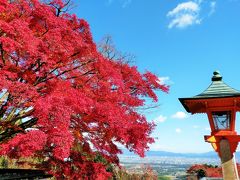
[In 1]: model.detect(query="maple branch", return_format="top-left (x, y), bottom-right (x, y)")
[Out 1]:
top-left (0, 43), bottom-right (5, 65)
top-left (34, 59), bottom-right (95, 85)
top-left (0, 93), bottom-right (9, 119)
top-left (98, 35), bottom-right (135, 63)
top-left (42, 19), bottom-right (49, 36)
top-left (46, 0), bottom-right (73, 16)
top-left (60, 0), bottom-right (75, 14)
top-left (65, 69), bottom-right (96, 84)
top-left (3, 109), bottom-right (34, 130)
top-left (81, 69), bottom-right (95, 76)
top-left (0, 117), bottom-right (38, 143)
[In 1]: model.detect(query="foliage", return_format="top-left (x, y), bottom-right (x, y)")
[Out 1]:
top-left (112, 166), bottom-right (158, 180)
top-left (196, 169), bottom-right (206, 178)
top-left (0, 0), bottom-right (168, 179)
top-left (187, 164), bottom-right (222, 178)
top-left (188, 163), bottom-right (240, 178)
top-left (0, 155), bottom-right (43, 169)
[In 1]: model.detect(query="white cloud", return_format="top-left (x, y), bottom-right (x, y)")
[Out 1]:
top-left (193, 125), bottom-right (199, 129)
top-left (209, 1), bottom-right (216, 16)
top-left (153, 115), bottom-right (167, 123)
top-left (167, 1), bottom-right (200, 17)
top-left (168, 14), bottom-right (201, 29)
top-left (157, 76), bottom-right (171, 85)
top-left (171, 111), bottom-right (188, 119)
top-left (176, 128), bottom-right (182, 133)
top-left (167, 1), bottom-right (201, 29)
top-left (167, 1), bottom-right (217, 29)
top-left (210, 1), bottom-right (216, 9)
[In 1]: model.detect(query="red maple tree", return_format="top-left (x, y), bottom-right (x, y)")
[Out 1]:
top-left (187, 164), bottom-right (222, 178)
top-left (187, 163), bottom-right (240, 178)
top-left (0, 0), bottom-right (168, 179)
top-left (188, 163), bottom-right (240, 178)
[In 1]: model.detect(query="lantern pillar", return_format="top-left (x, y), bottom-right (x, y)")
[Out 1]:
top-left (220, 139), bottom-right (239, 180)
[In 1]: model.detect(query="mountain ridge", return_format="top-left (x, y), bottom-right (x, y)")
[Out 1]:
top-left (120, 149), bottom-right (234, 158)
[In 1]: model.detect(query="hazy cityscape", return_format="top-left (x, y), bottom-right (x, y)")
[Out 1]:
top-left (119, 151), bottom-right (224, 179)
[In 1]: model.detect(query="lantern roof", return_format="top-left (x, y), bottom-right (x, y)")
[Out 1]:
top-left (181, 71), bottom-right (240, 99)
top-left (179, 71), bottom-right (240, 113)
top-left (193, 71), bottom-right (240, 98)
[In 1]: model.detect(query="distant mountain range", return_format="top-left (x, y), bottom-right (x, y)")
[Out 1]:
top-left (145, 150), bottom-right (218, 158)
top-left (120, 149), bottom-right (240, 159)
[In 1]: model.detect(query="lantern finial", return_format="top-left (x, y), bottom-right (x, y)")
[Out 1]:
top-left (212, 70), bottom-right (222, 81)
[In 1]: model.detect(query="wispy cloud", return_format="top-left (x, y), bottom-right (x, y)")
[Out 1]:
top-left (157, 76), bottom-right (173, 85)
top-left (168, 1), bottom-right (200, 17)
top-left (153, 115), bottom-right (167, 123)
top-left (167, 0), bottom-right (217, 29)
top-left (167, 1), bottom-right (201, 29)
top-left (122, 0), bottom-right (132, 8)
top-left (107, 0), bottom-right (132, 8)
top-left (171, 111), bottom-right (188, 119)
top-left (176, 128), bottom-right (182, 133)
top-left (209, 1), bottom-right (216, 16)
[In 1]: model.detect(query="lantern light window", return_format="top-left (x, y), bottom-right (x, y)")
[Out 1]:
top-left (212, 111), bottom-right (231, 130)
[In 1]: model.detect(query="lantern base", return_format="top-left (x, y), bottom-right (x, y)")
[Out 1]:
top-left (220, 139), bottom-right (239, 180)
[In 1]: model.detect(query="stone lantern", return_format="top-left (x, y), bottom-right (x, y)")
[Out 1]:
top-left (179, 71), bottom-right (240, 180)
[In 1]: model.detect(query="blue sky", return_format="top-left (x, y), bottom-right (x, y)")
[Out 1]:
top-left (72, 0), bottom-right (240, 153)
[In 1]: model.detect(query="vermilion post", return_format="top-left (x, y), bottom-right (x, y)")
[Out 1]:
top-left (179, 71), bottom-right (240, 179)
